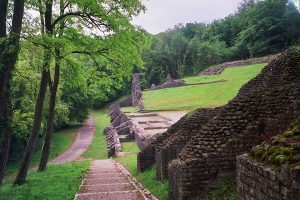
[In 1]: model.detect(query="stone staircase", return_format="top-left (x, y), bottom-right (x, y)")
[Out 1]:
top-left (74, 160), bottom-right (157, 200)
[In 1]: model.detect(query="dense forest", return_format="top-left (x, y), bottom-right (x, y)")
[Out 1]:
top-left (143, 0), bottom-right (300, 86)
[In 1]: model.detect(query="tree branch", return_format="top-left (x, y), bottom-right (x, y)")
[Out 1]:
top-left (51, 11), bottom-right (84, 29)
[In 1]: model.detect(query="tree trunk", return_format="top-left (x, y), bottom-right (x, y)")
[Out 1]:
top-left (38, 49), bottom-right (60, 172)
top-left (14, 0), bottom-right (53, 185)
top-left (0, 87), bottom-right (12, 186)
top-left (13, 67), bottom-right (49, 185)
top-left (0, 0), bottom-right (25, 186)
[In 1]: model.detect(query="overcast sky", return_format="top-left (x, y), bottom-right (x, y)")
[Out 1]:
top-left (132, 0), bottom-right (245, 34)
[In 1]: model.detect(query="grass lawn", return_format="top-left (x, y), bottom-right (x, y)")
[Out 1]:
top-left (143, 64), bottom-right (266, 111)
top-left (115, 142), bottom-right (168, 200)
top-left (5, 126), bottom-right (78, 175)
top-left (82, 108), bottom-right (109, 159)
top-left (0, 161), bottom-right (90, 200)
top-left (120, 106), bottom-right (139, 113)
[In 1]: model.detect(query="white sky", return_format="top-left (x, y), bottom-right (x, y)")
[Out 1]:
top-left (132, 0), bottom-right (246, 34)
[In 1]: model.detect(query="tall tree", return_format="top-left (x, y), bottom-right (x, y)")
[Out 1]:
top-left (14, 0), bottom-right (53, 185)
top-left (0, 0), bottom-right (25, 186)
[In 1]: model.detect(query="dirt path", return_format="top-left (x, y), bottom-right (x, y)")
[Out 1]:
top-left (51, 115), bottom-right (96, 164)
top-left (74, 160), bottom-right (157, 200)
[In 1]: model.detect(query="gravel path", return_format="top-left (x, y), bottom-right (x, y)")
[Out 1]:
top-left (51, 115), bottom-right (96, 164)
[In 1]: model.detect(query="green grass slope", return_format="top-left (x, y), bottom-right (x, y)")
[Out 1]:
top-left (0, 161), bottom-right (89, 200)
top-left (142, 63), bottom-right (266, 111)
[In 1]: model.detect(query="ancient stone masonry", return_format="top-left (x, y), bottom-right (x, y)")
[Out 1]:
top-left (201, 54), bottom-right (278, 75)
top-left (132, 73), bottom-right (142, 107)
top-left (137, 108), bottom-right (220, 174)
top-left (104, 103), bottom-right (134, 157)
top-left (166, 50), bottom-right (300, 199)
top-left (151, 74), bottom-right (185, 90)
top-left (237, 154), bottom-right (300, 200)
top-left (137, 113), bottom-right (189, 172)
top-left (155, 108), bottom-right (221, 180)
top-left (236, 120), bottom-right (300, 200)
top-left (104, 125), bottom-right (121, 158)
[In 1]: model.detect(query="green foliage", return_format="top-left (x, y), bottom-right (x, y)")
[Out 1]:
top-left (143, 0), bottom-right (300, 86)
top-left (199, 178), bottom-right (236, 200)
top-left (6, 126), bottom-right (78, 174)
top-left (0, 161), bottom-right (90, 200)
top-left (2, 0), bottom-right (150, 168)
top-left (143, 63), bottom-right (265, 111)
top-left (250, 120), bottom-right (300, 167)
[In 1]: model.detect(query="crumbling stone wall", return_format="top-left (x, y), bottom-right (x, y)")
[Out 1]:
top-left (104, 125), bottom-right (121, 157)
top-left (132, 73), bottom-right (142, 107)
top-left (151, 74), bottom-right (185, 90)
top-left (155, 108), bottom-right (220, 180)
top-left (237, 154), bottom-right (300, 200)
top-left (137, 113), bottom-right (189, 172)
top-left (104, 103), bottom-right (135, 157)
top-left (165, 50), bottom-right (300, 199)
top-left (137, 108), bottom-right (220, 174)
top-left (201, 54), bottom-right (278, 75)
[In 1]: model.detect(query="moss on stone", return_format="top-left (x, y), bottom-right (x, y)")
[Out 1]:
top-left (250, 120), bottom-right (300, 168)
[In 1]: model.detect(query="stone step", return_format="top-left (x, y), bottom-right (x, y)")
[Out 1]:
top-left (80, 183), bottom-right (136, 193)
top-left (75, 191), bottom-right (144, 200)
top-left (82, 177), bottom-right (129, 185)
top-left (75, 160), bottom-right (157, 200)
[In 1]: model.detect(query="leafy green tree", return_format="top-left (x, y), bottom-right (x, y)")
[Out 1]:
top-left (0, 0), bottom-right (25, 186)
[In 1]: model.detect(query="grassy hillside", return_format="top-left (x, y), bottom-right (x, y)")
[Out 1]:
top-left (142, 64), bottom-right (266, 111)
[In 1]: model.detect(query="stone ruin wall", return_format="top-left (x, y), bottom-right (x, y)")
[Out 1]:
top-left (167, 50), bottom-right (300, 199)
top-left (155, 108), bottom-right (221, 180)
top-left (236, 154), bottom-right (300, 200)
top-left (201, 54), bottom-right (278, 76)
top-left (132, 73), bottom-right (143, 107)
top-left (151, 74), bottom-right (185, 90)
top-left (104, 73), bottom-right (144, 157)
top-left (137, 114), bottom-right (189, 172)
top-left (104, 103), bottom-right (135, 157)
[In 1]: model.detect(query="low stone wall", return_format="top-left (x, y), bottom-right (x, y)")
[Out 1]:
top-left (104, 103), bottom-right (135, 157)
top-left (104, 125), bottom-right (121, 158)
top-left (150, 74), bottom-right (185, 90)
top-left (236, 154), bottom-right (300, 200)
top-left (201, 54), bottom-right (278, 76)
